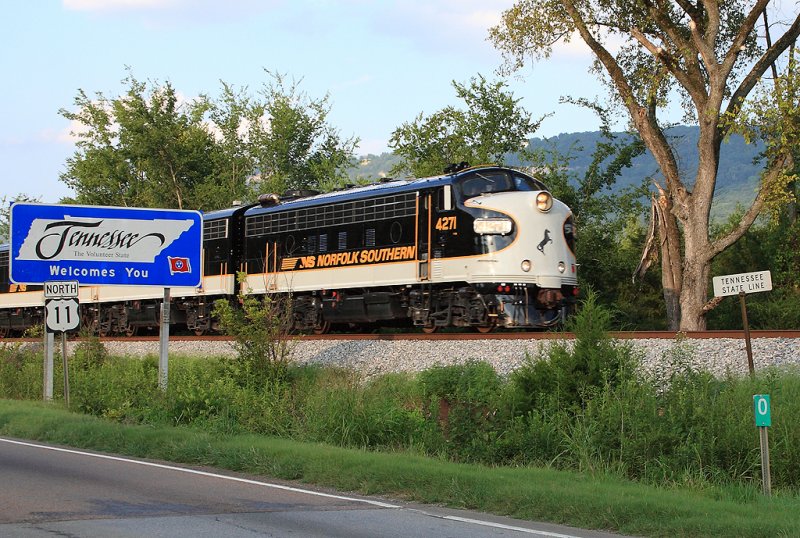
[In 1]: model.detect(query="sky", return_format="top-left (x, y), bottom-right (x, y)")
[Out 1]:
top-left (1, 0), bottom-right (611, 204)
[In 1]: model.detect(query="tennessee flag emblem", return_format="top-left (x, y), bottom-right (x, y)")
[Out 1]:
top-left (168, 256), bottom-right (191, 275)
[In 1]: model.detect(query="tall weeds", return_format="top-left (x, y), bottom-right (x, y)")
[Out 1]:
top-left (2, 294), bottom-right (798, 493)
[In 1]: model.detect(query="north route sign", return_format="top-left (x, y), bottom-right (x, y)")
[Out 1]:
top-left (712, 270), bottom-right (773, 298)
top-left (10, 203), bottom-right (202, 287)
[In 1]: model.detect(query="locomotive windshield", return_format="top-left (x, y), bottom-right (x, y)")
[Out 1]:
top-left (456, 170), bottom-right (547, 199)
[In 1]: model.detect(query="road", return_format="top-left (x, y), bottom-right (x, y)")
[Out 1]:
top-left (0, 437), bottom-right (627, 538)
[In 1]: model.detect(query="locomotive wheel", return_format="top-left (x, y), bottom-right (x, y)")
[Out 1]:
top-left (124, 325), bottom-right (138, 337)
top-left (194, 328), bottom-right (206, 336)
top-left (421, 324), bottom-right (438, 334)
top-left (312, 320), bottom-right (331, 335)
top-left (474, 320), bottom-right (497, 334)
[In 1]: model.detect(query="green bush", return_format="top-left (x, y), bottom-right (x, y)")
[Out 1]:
top-left (212, 274), bottom-right (293, 387)
top-left (0, 343), bottom-right (42, 400)
top-left (302, 370), bottom-right (427, 450)
top-left (510, 291), bottom-right (639, 416)
top-left (71, 337), bottom-right (108, 371)
top-left (417, 360), bottom-right (506, 461)
top-left (69, 355), bottom-right (160, 421)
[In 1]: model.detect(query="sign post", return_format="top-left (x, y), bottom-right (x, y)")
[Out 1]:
top-left (159, 287), bottom-right (170, 391)
top-left (712, 270), bottom-right (772, 377)
top-left (10, 203), bottom-right (202, 395)
top-left (44, 281), bottom-right (80, 405)
top-left (753, 394), bottom-right (772, 496)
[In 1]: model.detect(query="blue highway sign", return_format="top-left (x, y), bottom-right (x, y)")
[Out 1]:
top-left (10, 203), bottom-right (202, 287)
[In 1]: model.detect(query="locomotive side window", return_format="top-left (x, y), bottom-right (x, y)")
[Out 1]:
top-left (437, 185), bottom-right (453, 211)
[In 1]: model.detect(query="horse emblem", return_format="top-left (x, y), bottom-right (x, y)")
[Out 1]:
top-left (537, 229), bottom-right (552, 254)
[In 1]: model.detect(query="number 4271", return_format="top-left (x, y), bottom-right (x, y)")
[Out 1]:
top-left (435, 216), bottom-right (457, 231)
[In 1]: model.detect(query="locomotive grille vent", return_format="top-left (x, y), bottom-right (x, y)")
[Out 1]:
top-left (245, 193), bottom-right (416, 237)
top-left (203, 219), bottom-right (229, 241)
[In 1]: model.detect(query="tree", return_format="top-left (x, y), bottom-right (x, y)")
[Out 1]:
top-left (59, 71), bottom-right (358, 211)
top-left (60, 71), bottom-right (225, 211)
top-left (0, 194), bottom-right (40, 242)
top-left (490, 2), bottom-right (800, 330)
top-left (197, 82), bottom-right (261, 209)
top-left (248, 72), bottom-right (359, 194)
top-left (389, 75), bottom-right (543, 177)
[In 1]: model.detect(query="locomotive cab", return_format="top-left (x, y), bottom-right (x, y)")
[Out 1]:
top-left (413, 166), bottom-right (578, 330)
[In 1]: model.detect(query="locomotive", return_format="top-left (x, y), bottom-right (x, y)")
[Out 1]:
top-left (0, 164), bottom-right (578, 336)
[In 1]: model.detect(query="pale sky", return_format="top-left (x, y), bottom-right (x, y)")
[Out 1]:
top-left (0, 0), bottom-right (640, 203)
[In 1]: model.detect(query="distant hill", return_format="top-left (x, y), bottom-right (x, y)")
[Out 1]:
top-left (347, 125), bottom-right (766, 220)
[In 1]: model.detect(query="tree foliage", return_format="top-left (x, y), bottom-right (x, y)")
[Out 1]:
top-left (0, 193), bottom-right (40, 243)
top-left (490, 1), bottom-right (800, 330)
top-left (249, 72), bottom-right (359, 194)
top-left (532, 103), bottom-right (661, 327)
top-left (389, 75), bottom-right (542, 177)
top-left (726, 48), bottom-right (800, 223)
top-left (60, 71), bottom-right (225, 210)
top-left (59, 70), bottom-right (357, 211)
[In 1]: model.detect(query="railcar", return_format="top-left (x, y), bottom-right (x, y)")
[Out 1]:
top-left (0, 164), bottom-right (577, 337)
top-left (238, 164), bottom-right (578, 332)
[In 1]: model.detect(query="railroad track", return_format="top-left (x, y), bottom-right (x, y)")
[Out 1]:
top-left (4, 329), bottom-right (800, 343)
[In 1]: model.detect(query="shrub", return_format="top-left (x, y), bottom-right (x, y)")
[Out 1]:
top-left (212, 273), bottom-right (294, 388)
top-left (417, 360), bottom-right (505, 461)
top-left (0, 343), bottom-right (42, 399)
top-left (510, 291), bottom-right (639, 416)
top-left (71, 336), bottom-right (108, 371)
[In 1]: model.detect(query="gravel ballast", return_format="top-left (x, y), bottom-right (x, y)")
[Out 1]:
top-left (85, 335), bottom-right (800, 379)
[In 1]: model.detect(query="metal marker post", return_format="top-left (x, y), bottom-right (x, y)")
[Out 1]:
top-left (739, 291), bottom-right (755, 377)
top-left (759, 427), bottom-right (772, 496)
top-left (62, 331), bottom-right (70, 407)
top-left (43, 326), bottom-right (54, 401)
top-left (159, 287), bottom-right (170, 391)
top-left (754, 394), bottom-right (772, 496)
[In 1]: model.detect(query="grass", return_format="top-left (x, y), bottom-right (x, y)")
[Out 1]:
top-left (1, 399), bottom-right (798, 538)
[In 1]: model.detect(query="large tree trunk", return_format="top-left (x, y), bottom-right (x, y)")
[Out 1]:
top-left (679, 259), bottom-right (711, 331)
top-left (678, 198), bottom-right (715, 331)
top-left (654, 185), bottom-right (682, 330)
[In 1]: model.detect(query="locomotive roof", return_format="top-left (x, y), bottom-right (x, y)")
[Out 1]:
top-left (202, 207), bottom-right (244, 220)
top-left (242, 165), bottom-right (510, 217)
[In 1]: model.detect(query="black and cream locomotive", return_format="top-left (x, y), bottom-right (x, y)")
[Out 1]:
top-left (0, 165), bottom-right (578, 336)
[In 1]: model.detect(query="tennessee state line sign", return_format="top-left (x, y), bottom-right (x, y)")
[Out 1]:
top-left (10, 203), bottom-right (202, 287)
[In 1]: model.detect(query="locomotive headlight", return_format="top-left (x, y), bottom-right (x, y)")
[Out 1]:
top-left (521, 259), bottom-right (532, 272)
top-left (473, 218), bottom-right (512, 235)
top-left (535, 192), bottom-right (553, 212)
top-left (558, 262), bottom-right (566, 273)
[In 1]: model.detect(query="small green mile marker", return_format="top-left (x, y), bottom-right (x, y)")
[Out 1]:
top-left (754, 394), bottom-right (771, 427)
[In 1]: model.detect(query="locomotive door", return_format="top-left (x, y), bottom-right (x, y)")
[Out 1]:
top-left (417, 192), bottom-right (432, 281)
